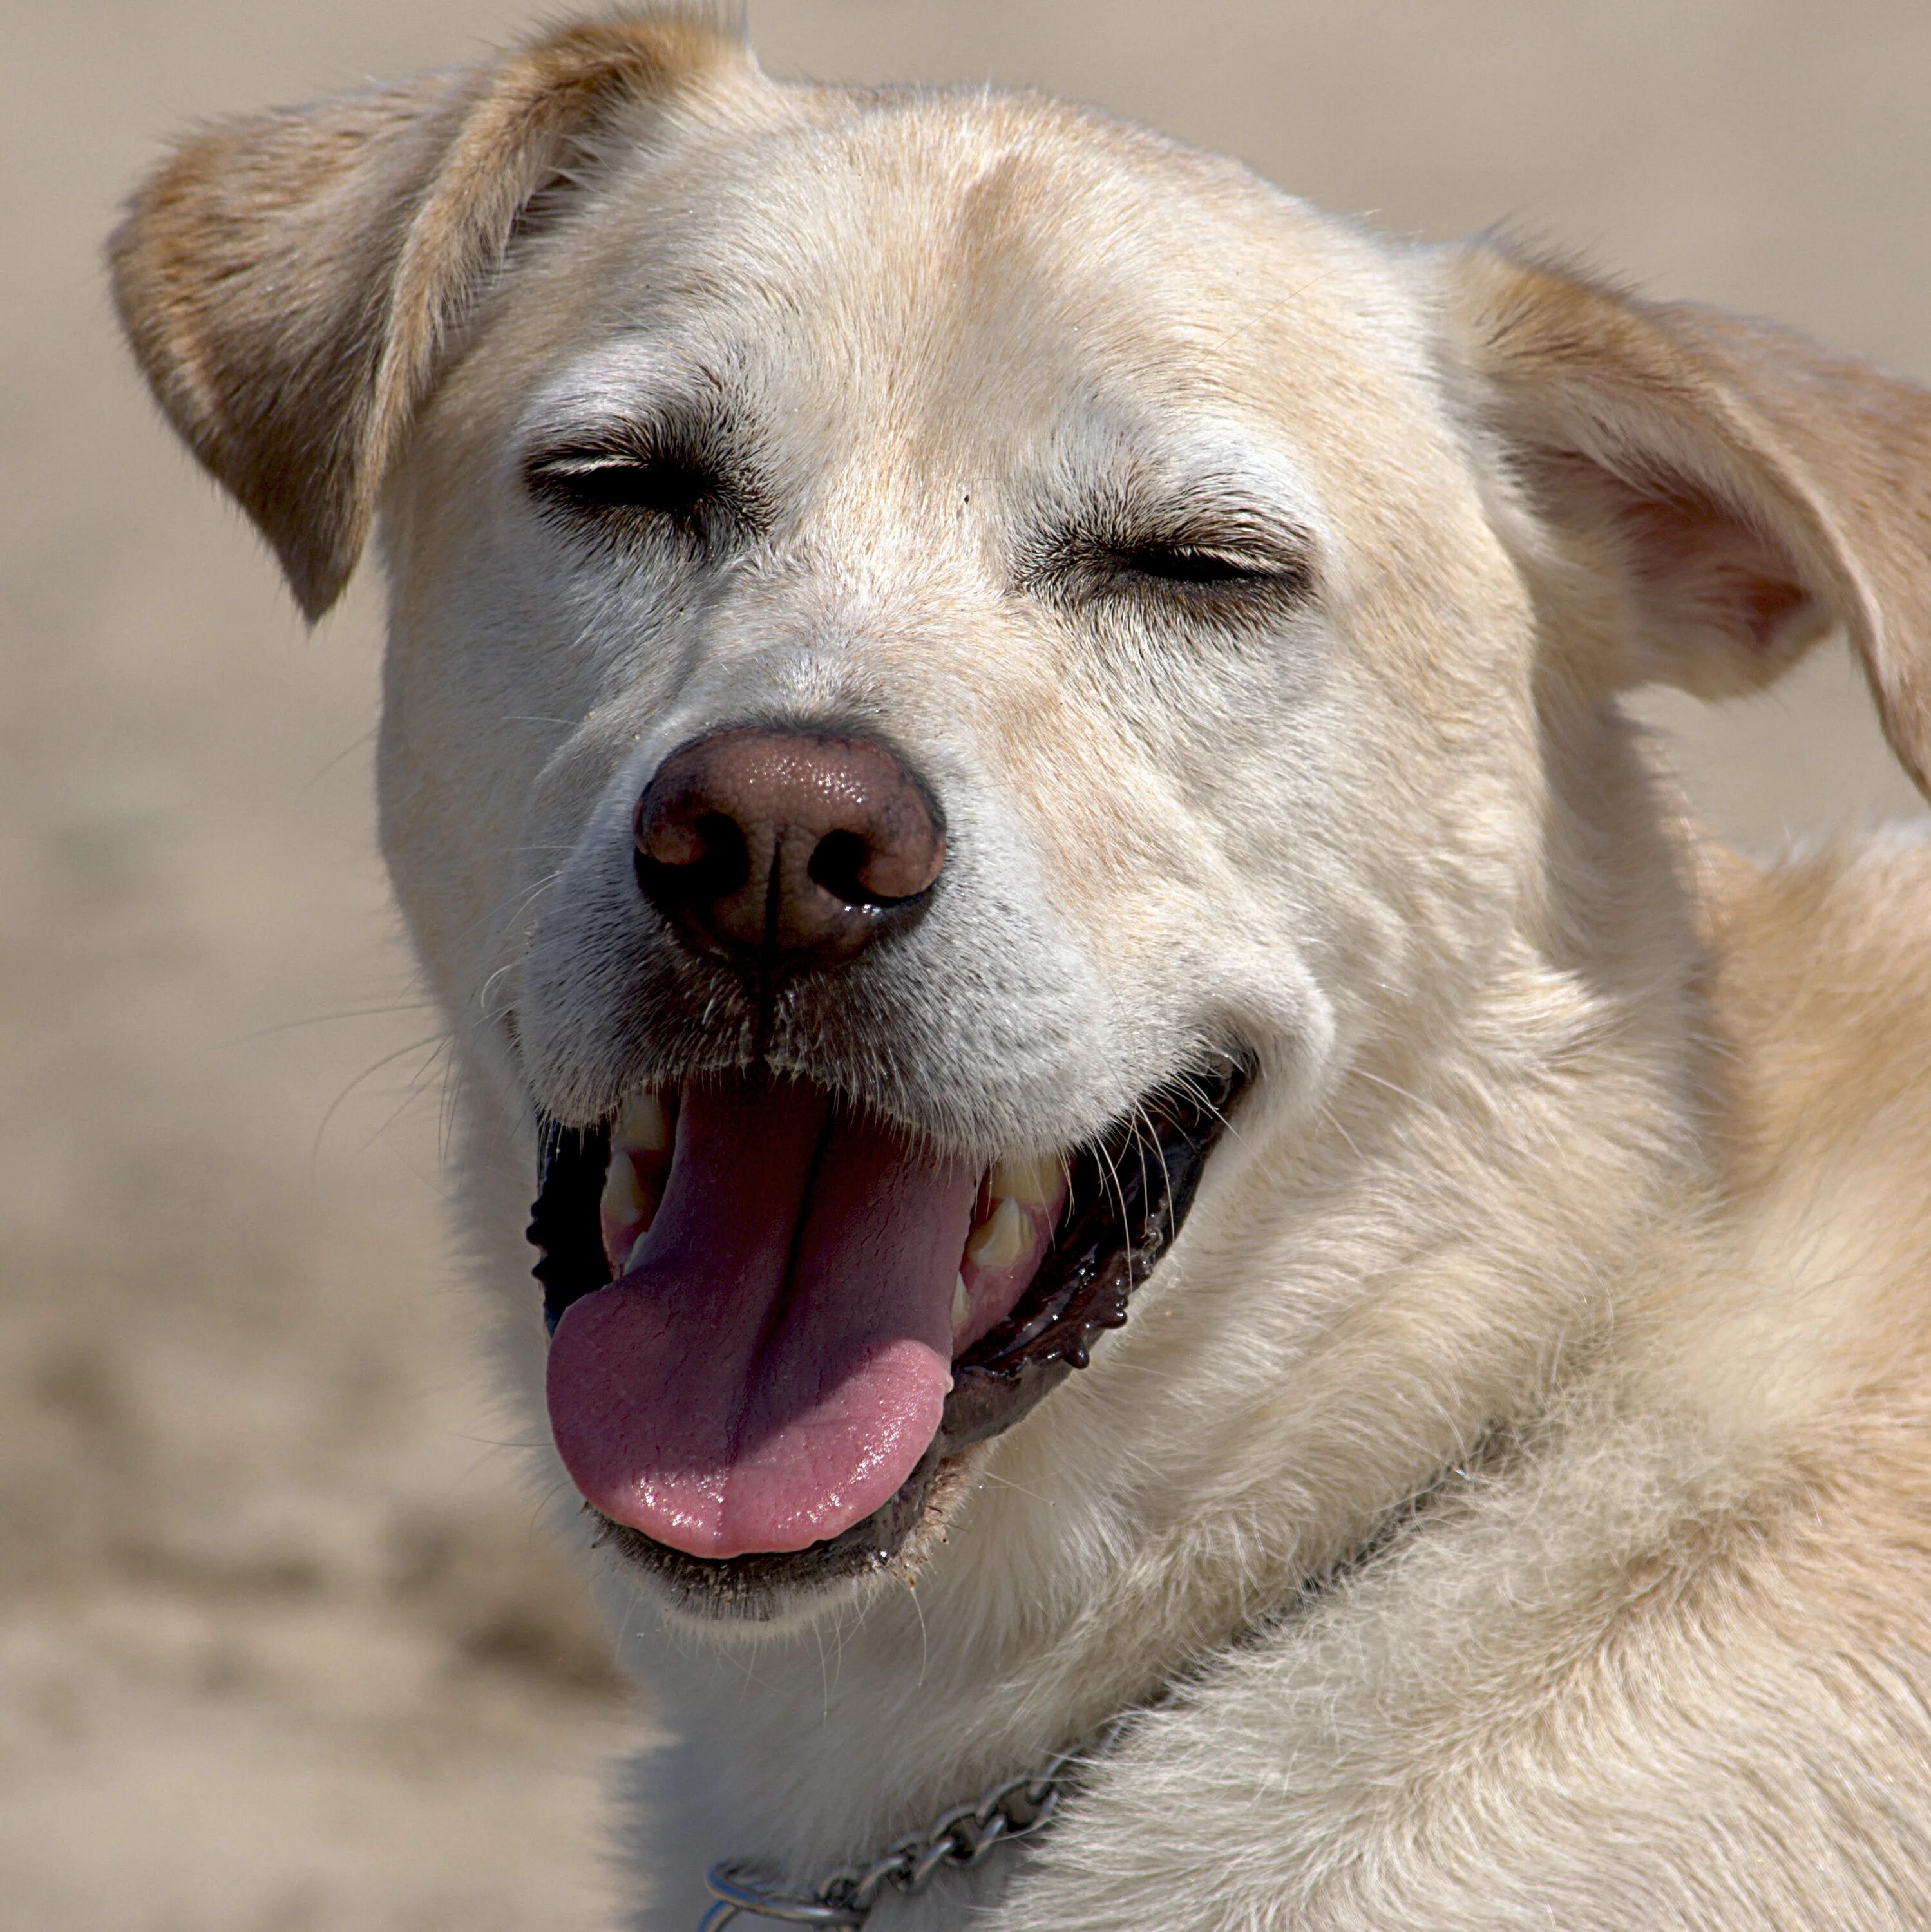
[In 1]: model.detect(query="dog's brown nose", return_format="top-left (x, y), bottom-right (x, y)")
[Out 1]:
top-left (634, 728), bottom-right (946, 969)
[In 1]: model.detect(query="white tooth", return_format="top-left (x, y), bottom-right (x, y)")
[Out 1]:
top-left (625, 1228), bottom-right (653, 1272)
top-left (600, 1150), bottom-right (648, 1221)
top-left (988, 1153), bottom-right (1058, 1206)
top-left (952, 1273), bottom-right (971, 1332)
top-left (616, 1091), bottom-right (670, 1153)
top-left (966, 1196), bottom-right (1031, 1272)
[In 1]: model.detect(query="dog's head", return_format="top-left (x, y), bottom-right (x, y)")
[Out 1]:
top-left (114, 10), bottom-right (1931, 1624)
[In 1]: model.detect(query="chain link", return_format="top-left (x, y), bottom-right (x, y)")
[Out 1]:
top-left (695, 1710), bottom-right (1143, 1929)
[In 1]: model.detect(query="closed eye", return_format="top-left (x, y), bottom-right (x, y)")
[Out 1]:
top-left (1031, 524), bottom-right (1314, 610)
top-left (1112, 542), bottom-right (1293, 588)
top-left (523, 431), bottom-right (751, 549)
top-left (535, 454), bottom-right (716, 520)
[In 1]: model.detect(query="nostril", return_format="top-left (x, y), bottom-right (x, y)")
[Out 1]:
top-left (806, 829), bottom-right (883, 909)
top-left (636, 807), bottom-right (750, 911)
top-left (640, 810), bottom-right (705, 869)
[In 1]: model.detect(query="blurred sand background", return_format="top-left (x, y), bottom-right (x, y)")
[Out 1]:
top-left (3, 3), bottom-right (1927, 1927)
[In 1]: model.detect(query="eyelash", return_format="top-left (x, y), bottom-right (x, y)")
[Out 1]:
top-left (1042, 531), bottom-right (1312, 609)
top-left (523, 442), bottom-right (742, 547)
top-left (1113, 543), bottom-right (1285, 588)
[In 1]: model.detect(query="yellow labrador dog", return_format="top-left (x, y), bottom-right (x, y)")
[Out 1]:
top-left (113, 9), bottom-right (1931, 1927)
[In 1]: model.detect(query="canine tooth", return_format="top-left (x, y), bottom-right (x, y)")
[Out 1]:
top-left (625, 1228), bottom-right (653, 1273)
top-left (952, 1273), bottom-right (971, 1331)
top-left (616, 1091), bottom-right (670, 1153)
top-left (988, 1154), bottom-right (1058, 1206)
top-left (600, 1150), bottom-right (649, 1221)
top-left (966, 1195), bottom-right (1031, 1271)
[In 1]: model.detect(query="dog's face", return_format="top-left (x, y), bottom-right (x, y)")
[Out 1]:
top-left (113, 14), bottom-right (1931, 1626)
top-left (378, 75), bottom-right (1545, 1609)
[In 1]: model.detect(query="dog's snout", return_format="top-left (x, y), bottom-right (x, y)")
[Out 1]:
top-left (633, 728), bottom-right (946, 969)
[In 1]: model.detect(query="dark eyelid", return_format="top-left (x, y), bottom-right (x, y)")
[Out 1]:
top-left (521, 415), bottom-right (757, 542)
top-left (1123, 534), bottom-right (1310, 579)
top-left (522, 416), bottom-right (712, 487)
top-left (1031, 514), bottom-right (1317, 601)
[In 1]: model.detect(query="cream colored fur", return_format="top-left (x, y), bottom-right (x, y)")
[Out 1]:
top-left (111, 10), bottom-right (1931, 1927)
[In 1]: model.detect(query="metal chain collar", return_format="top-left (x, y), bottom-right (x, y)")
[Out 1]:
top-left (694, 1709), bottom-right (1145, 1929)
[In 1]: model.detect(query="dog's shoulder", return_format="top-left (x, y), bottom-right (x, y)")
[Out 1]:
top-left (1626, 821), bottom-right (1931, 1454)
top-left (1704, 826), bottom-right (1931, 1166)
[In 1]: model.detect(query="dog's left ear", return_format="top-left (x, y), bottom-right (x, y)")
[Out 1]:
top-left (1445, 242), bottom-right (1931, 797)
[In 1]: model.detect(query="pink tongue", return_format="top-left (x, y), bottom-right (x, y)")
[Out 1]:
top-left (546, 1081), bottom-right (979, 1558)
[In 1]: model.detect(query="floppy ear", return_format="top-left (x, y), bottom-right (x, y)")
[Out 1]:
top-left (109, 12), bottom-right (745, 620)
top-left (1445, 242), bottom-right (1931, 799)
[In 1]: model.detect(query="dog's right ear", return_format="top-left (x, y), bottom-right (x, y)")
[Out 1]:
top-left (109, 13), bottom-right (747, 620)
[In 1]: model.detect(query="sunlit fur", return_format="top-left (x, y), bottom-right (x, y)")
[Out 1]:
top-left (111, 10), bottom-right (1931, 1927)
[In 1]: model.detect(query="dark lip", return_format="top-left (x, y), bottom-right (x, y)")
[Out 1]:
top-left (528, 1056), bottom-right (1250, 1618)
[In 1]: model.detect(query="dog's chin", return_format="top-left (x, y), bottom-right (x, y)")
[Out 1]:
top-left (528, 1057), bottom-right (1249, 1624)
top-left (587, 1443), bottom-right (993, 1629)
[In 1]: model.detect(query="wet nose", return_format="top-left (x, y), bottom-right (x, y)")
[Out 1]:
top-left (633, 728), bottom-right (946, 969)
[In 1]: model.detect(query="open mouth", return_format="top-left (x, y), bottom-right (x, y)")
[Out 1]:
top-left (528, 1059), bottom-right (1246, 1609)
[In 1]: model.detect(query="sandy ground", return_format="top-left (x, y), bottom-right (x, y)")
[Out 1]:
top-left (3, 3), bottom-right (1927, 1928)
